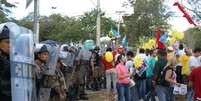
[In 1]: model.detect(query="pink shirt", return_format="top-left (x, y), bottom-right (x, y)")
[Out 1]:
top-left (116, 63), bottom-right (130, 84)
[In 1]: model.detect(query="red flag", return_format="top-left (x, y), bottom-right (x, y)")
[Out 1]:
top-left (156, 28), bottom-right (166, 49)
top-left (173, 2), bottom-right (197, 26)
top-left (156, 28), bottom-right (160, 44)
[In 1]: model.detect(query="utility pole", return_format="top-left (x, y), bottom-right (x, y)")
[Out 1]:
top-left (33, 0), bottom-right (40, 43)
top-left (115, 11), bottom-right (125, 34)
top-left (96, 0), bottom-right (101, 46)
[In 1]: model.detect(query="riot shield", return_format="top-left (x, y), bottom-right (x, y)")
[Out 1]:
top-left (8, 22), bottom-right (36, 101)
top-left (45, 44), bottom-right (60, 75)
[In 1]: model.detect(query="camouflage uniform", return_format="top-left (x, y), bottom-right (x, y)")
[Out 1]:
top-left (0, 51), bottom-right (11, 101)
top-left (49, 62), bottom-right (66, 101)
top-left (63, 50), bottom-right (75, 92)
top-left (34, 60), bottom-right (51, 101)
top-left (35, 60), bottom-right (64, 101)
top-left (90, 50), bottom-right (103, 90)
top-left (76, 48), bottom-right (92, 99)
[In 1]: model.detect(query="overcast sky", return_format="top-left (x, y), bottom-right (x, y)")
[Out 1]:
top-left (7, 0), bottom-right (194, 31)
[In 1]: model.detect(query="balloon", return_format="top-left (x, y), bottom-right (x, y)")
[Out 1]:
top-left (148, 39), bottom-right (156, 46)
top-left (84, 40), bottom-right (95, 49)
top-left (145, 43), bottom-right (152, 49)
top-left (172, 31), bottom-right (177, 38)
top-left (105, 52), bottom-right (113, 63)
top-left (169, 37), bottom-right (176, 45)
top-left (108, 31), bottom-right (114, 37)
top-left (171, 31), bottom-right (184, 40)
top-left (177, 32), bottom-right (184, 40)
top-left (134, 55), bottom-right (144, 69)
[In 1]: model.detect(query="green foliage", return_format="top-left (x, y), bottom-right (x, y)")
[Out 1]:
top-left (124, 0), bottom-right (170, 46)
top-left (17, 10), bottom-right (116, 42)
top-left (0, 0), bottom-right (15, 23)
top-left (184, 28), bottom-right (201, 49)
top-left (186, 0), bottom-right (201, 21)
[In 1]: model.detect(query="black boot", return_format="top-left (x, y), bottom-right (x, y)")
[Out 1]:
top-left (79, 95), bottom-right (89, 100)
top-left (95, 79), bottom-right (100, 91)
top-left (79, 84), bottom-right (89, 100)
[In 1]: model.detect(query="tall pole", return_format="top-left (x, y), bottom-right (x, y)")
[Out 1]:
top-left (33, 0), bottom-right (40, 43)
top-left (115, 11), bottom-right (125, 47)
top-left (117, 19), bottom-right (121, 33)
top-left (96, 0), bottom-right (101, 46)
top-left (116, 11), bottom-right (125, 34)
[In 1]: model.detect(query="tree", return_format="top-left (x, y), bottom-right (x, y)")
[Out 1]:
top-left (185, 0), bottom-right (201, 22)
top-left (79, 9), bottom-right (117, 40)
top-left (184, 27), bottom-right (201, 49)
top-left (17, 10), bottom-right (116, 42)
top-left (124, 0), bottom-right (170, 46)
top-left (0, 0), bottom-right (15, 22)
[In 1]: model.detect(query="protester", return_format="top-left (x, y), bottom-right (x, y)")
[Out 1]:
top-left (134, 48), bottom-right (147, 100)
top-left (187, 48), bottom-right (201, 101)
top-left (153, 49), bottom-right (168, 101)
top-left (188, 66), bottom-right (201, 101)
top-left (102, 47), bottom-right (116, 101)
top-left (116, 53), bottom-right (130, 101)
top-left (145, 50), bottom-right (157, 101)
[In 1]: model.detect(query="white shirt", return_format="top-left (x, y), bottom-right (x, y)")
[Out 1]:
top-left (189, 56), bottom-right (200, 72)
top-left (126, 60), bottom-right (134, 74)
top-left (138, 53), bottom-right (147, 60)
top-left (176, 49), bottom-right (185, 56)
top-left (199, 56), bottom-right (201, 66)
top-left (115, 53), bottom-right (120, 62)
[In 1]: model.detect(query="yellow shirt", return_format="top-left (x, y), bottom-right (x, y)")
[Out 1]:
top-left (179, 54), bottom-right (190, 75)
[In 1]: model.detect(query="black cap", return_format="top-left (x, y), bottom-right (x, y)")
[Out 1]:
top-left (0, 26), bottom-right (9, 40)
top-left (94, 46), bottom-right (100, 50)
top-left (38, 45), bottom-right (49, 54)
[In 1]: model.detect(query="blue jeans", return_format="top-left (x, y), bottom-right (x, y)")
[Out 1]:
top-left (155, 85), bottom-right (167, 101)
top-left (106, 69), bottom-right (116, 92)
top-left (155, 85), bottom-right (175, 101)
top-left (187, 88), bottom-right (194, 101)
top-left (138, 79), bottom-right (146, 100)
top-left (116, 83), bottom-right (130, 101)
top-left (130, 85), bottom-right (139, 101)
top-left (146, 77), bottom-right (152, 93)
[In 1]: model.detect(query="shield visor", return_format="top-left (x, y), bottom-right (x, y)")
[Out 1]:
top-left (45, 45), bottom-right (59, 75)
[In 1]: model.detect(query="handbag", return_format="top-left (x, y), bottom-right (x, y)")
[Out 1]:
top-left (173, 84), bottom-right (187, 95)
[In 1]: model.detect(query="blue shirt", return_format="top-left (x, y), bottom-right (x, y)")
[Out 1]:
top-left (146, 57), bottom-right (157, 78)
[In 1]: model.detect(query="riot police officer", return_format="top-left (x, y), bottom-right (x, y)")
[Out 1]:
top-left (76, 40), bottom-right (94, 100)
top-left (35, 44), bottom-right (66, 101)
top-left (0, 24), bottom-right (11, 101)
top-left (90, 46), bottom-right (102, 91)
top-left (34, 44), bottom-right (50, 101)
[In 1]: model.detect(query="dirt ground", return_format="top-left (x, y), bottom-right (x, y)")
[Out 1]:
top-left (80, 90), bottom-right (107, 101)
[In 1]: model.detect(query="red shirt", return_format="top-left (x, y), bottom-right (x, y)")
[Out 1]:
top-left (102, 57), bottom-right (113, 70)
top-left (112, 51), bottom-right (117, 59)
top-left (189, 67), bottom-right (201, 100)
